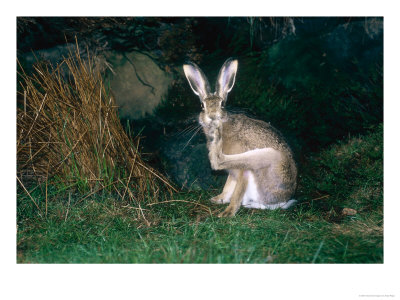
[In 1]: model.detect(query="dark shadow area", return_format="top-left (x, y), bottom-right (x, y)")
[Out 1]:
top-left (17, 16), bottom-right (383, 197)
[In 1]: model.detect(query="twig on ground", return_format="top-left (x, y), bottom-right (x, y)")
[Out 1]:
top-left (64, 192), bottom-right (72, 222)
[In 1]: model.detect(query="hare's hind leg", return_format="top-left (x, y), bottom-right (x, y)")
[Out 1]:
top-left (210, 174), bottom-right (236, 204)
top-left (218, 170), bottom-right (247, 217)
top-left (246, 167), bottom-right (297, 210)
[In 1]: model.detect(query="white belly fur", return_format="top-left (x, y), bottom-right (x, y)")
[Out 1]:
top-left (241, 170), bottom-right (260, 207)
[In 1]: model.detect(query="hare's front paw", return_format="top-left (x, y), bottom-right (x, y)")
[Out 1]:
top-left (210, 194), bottom-right (229, 204)
top-left (209, 151), bottom-right (223, 170)
top-left (209, 147), bottom-right (225, 170)
top-left (210, 159), bottom-right (220, 170)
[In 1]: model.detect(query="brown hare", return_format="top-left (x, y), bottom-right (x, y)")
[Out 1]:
top-left (183, 58), bottom-right (297, 217)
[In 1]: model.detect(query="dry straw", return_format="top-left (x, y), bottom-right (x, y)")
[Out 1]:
top-left (17, 43), bottom-right (176, 207)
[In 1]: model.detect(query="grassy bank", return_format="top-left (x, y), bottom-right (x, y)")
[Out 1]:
top-left (17, 125), bottom-right (383, 263)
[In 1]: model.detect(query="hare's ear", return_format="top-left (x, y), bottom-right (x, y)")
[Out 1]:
top-left (183, 62), bottom-right (211, 100)
top-left (216, 58), bottom-right (238, 100)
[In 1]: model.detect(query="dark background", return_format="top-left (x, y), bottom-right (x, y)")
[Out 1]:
top-left (17, 17), bottom-right (383, 189)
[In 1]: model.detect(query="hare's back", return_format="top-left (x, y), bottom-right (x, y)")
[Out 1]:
top-left (222, 114), bottom-right (292, 154)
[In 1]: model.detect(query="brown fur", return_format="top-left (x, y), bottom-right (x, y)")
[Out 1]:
top-left (183, 59), bottom-right (297, 217)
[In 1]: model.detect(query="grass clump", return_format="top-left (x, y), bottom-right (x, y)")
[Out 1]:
top-left (17, 42), bottom-right (175, 216)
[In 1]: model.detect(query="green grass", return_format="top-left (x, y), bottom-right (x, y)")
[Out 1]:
top-left (17, 125), bottom-right (383, 263)
top-left (16, 196), bottom-right (383, 263)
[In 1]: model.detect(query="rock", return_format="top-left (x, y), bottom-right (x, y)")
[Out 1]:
top-left (19, 46), bottom-right (174, 120)
top-left (160, 132), bottom-right (225, 190)
top-left (104, 51), bottom-right (173, 119)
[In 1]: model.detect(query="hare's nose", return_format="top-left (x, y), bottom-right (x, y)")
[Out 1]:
top-left (209, 113), bottom-right (218, 120)
top-left (212, 111), bottom-right (221, 119)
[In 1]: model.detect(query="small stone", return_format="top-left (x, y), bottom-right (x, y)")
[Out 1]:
top-left (342, 208), bottom-right (357, 216)
top-left (266, 255), bottom-right (274, 263)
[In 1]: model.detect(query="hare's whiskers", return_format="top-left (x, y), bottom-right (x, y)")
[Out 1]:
top-left (179, 124), bottom-right (198, 136)
top-left (182, 126), bottom-right (202, 150)
top-left (182, 124), bottom-right (202, 137)
top-left (173, 122), bottom-right (200, 137)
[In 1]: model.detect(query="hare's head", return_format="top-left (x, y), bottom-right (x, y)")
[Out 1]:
top-left (183, 58), bottom-right (238, 127)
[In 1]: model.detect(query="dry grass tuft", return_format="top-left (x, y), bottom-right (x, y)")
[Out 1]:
top-left (17, 43), bottom-right (176, 207)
